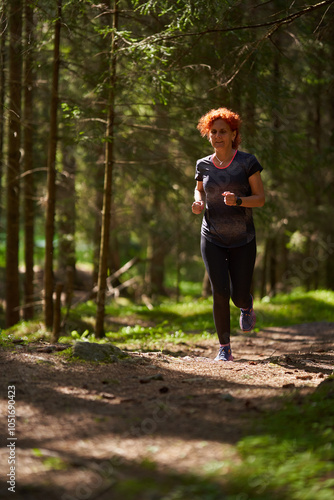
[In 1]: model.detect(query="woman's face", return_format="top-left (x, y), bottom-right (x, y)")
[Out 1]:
top-left (209, 118), bottom-right (236, 150)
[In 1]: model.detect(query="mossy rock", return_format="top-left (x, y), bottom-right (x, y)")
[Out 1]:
top-left (72, 342), bottom-right (124, 363)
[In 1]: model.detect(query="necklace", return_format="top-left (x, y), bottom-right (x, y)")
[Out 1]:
top-left (215, 154), bottom-right (226, 165)
top-left (213, 150), bottom-right (237, 168)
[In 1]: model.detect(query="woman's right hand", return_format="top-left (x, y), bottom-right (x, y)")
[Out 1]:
top-left (192, 200), bottom-right (204, 214)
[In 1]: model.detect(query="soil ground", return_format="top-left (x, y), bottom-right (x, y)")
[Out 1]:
top-left (0, 321), bottom-right (333, 500)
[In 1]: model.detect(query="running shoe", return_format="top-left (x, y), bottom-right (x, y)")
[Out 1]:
top-left (239, 296), bottom-right (256, 331)
top-left (214, 345), bottom-right (234, 361)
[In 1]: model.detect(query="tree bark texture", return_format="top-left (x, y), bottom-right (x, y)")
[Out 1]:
top-left (58, 145), bottom-right (76, 278)
top-left (146, 189), bottom-right (166, 297)
top-left (23, 0), bottom-right (35, 320)
top-left (5, 0), bottom-right (22, 327)
top-left (95, 0), bottom-right (118, 337)
top-left (57, 144), bottom-right (76, 309)
top-left (0, 0), bottom-right (7, 227)
top-left (44, 0), bottom-right (62, 328)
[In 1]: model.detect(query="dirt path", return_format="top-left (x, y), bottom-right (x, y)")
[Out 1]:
top-left (0, 322), bottom-right (333, 499)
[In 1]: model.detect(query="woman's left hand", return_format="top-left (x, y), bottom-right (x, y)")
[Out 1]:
top-left (223, 173), bottom-right (265, 208)
top-left (222, 191), bottom-right (237, 206)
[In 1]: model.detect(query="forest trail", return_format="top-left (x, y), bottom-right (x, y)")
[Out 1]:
top-left (0, 322), bottom-right (333, 499)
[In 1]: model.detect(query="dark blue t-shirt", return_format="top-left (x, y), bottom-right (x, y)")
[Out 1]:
top-left (195, 151), bottom-right (263, 248)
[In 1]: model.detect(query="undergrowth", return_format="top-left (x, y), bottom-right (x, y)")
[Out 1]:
top-left (1, 289), bottom-right (334, 351)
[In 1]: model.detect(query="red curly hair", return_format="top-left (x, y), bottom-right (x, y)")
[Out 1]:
top-left (197, 107), bottom-right (242, 149)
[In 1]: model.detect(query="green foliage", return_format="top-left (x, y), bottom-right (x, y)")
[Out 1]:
top-left (229, 382), bottom-right (334, 499)
top-left (2, 289), bottom-right (334, 347)
top-left (256, 289), bottom-right (334, 326)
top-left (1, 321), bottom-right (50, 343)
top-left (32, 448), bottom-right (68, 471)
top-left (114, 474), bottom-right (226, 499)
top-left (36, 288), bottom-right (334, 349)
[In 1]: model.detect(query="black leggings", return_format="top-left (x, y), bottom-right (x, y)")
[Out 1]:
top-left (201, 235), bottom-right (256, 345)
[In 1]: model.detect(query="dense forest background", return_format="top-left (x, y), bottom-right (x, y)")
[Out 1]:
top-left (1, 0), bottom-right (334, 332)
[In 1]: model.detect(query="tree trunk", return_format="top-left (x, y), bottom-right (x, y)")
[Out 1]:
top-left (279, 232), bottom-right (288, 293)
top-left (5, 0), bottom-right (22, 327)
top-left (44, 0), bottom-right (62, 328)
top-left (260, 237), bottom-right (269, 298)
top-left (108, 200), bottom-right (122, 288)
top-left (269, 236), bottom-right (277, 296)
top-left (93, 152), bottom-right (104, 287)
top-left (267, 36), bottom-right (282, 298)
top-left (145, 104), bottom-right (169, 297)
top-left (327, 27), bottom-right (334, 290)
top-left (95, 0), bottom-right (118, 338)
top-left (57, 143), bottom-right (76, 309)
top-left (52, 282), bottom-right (63, 343)
top-left (58, 145), bottom-right (76, 283)
top-left (0, 0), bottom-right (7, 227)
top-left (146, 190), bottom-right (166, 297)
top-left (23, 0), bottom-right (35, 320)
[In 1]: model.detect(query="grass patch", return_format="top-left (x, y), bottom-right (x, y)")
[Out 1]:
top-left (255, 289), bottom-right (334, 327)
top-left (61, 289), bottom-right (334, 349)
top-left (32, 448), bottom-right (68, 471)
top-left (0, 322), bottom-right (50, 345)
top-left (3, 289), bottom-right (333, 351)
top-left (226, 378), bottom-right (334, 499)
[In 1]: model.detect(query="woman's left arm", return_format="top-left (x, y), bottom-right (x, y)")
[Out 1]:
top-left (223, 171), bottom-right (265, 207)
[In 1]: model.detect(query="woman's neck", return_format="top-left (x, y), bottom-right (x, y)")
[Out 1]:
top-left (214, 148), bottom-right (235, 164)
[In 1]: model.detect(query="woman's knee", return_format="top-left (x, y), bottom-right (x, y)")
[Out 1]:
top-left (232, 292), bottom-right (251, 309)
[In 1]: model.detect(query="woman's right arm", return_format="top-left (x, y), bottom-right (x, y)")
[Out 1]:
top-left (192, 181), bottom-right (205, 214)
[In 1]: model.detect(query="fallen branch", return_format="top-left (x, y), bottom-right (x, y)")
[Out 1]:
top-left (106, 256), bottom-right (140, 284)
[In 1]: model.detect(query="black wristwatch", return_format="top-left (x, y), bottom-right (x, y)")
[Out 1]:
top-left (236, 197), bottom-right (242, 206)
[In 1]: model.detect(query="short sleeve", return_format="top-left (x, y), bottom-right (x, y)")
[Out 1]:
top-left (247, 155), bottom-right (263, 177)
top-left (195, 160), bottom-right (203, 181)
